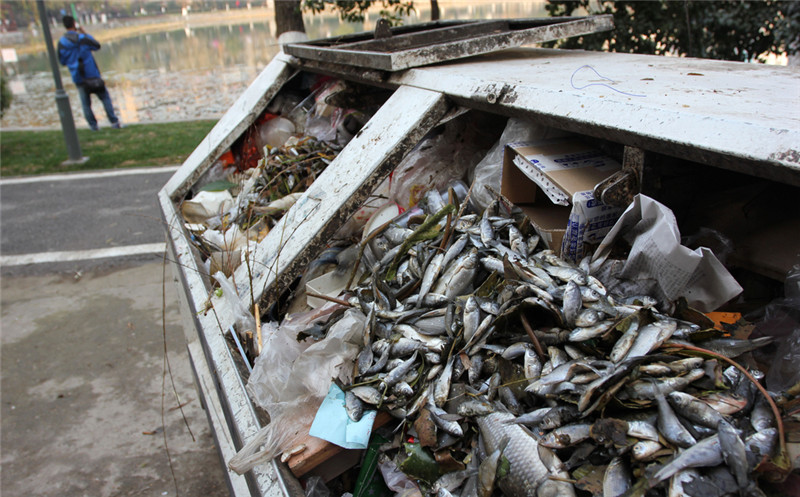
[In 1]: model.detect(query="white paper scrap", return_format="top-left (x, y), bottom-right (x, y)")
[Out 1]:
top-left (592, 194), bottom-right (742, 312)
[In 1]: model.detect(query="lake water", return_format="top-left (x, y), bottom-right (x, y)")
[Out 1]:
top-left (1, 2), bottom-right (548, 129)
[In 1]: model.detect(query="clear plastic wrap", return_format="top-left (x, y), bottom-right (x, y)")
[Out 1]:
top-left (388, 116), bottom-right (497, 210)
top-left (751, 264), bottom-right (800, 392)
top-left (229, 308), bottom-right (367, 474)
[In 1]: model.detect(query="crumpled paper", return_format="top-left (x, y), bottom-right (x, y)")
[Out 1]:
top-left (592, 194), bottom-right (742, 312)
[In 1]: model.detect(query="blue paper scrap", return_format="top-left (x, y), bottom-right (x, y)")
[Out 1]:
top-left (309, 383), bottom-right (377, 450)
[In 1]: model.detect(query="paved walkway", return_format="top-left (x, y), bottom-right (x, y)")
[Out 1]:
top-left (0, 168), bottom-right (229, 496)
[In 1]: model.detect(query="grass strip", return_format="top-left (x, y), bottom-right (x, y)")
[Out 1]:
top-left (0, 120), bottom-right (216, 177)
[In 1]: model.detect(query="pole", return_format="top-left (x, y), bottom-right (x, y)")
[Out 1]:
top-left (36, 0), bottom-right (88, 165)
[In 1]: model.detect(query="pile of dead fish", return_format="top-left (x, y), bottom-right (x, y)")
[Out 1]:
top-left (310, 188), bottom-right (779, 497)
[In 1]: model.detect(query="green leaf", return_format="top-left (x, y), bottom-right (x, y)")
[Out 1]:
top-left (399, 442), bottom-right (439, 484)
top-left (199, 180), bottom-right (239, 192)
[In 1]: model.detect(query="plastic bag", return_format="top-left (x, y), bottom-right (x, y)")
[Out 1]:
top-left (470, 118), bottom-right (568, 211)
top-left (751, 264), bottom-right (800, 392)
top-left (378, 455), bottom-right (422, 497)
top-left (388, 116), bottom-right (496, 210)
top-left (304, 476), bottom-right (331, 497)
top-left (229, 308), bottom-right (367, 474)
top-left (213, 271), bottom-right (256, 335)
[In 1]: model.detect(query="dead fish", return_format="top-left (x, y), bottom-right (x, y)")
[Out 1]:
top-left (575, 308), bottom-right (601, 327)
top-left (434, 356), bottom-right (455, 407)
top-left (654, 381), bottom-right (696, 448)
top-left (626, 419), bottom-right (660, 441)
top-left (750, 397), bottom-right (774, 432)
top-left (744, 428), bottom-right (777, 471)
top-left (717, 419), bottom-right (749, 491)
top-left (603, 456), bottom-right (631, 497)
top-left (698, 392), bottom-right (748, 415)
top-left (623, 320), bottom-right (677, 361)
top-left (476, 412), bottom-right (575, 497)
top-left (429, 403), bottom-right (464, 437)
top-left (562, 281), bottom-right (582, 327)
top-left (569, 320), bottom-right (616, 342)
top-left (417, 252), bottom-right (444, 306)
top-left (505, 407), bottom-right (551, 427)
top-left (457, 398), bottom-right (494, 417)
top-left (349, 385), bottom-right (381, 405)
top-left (345, 390), bottom-right (364, 422)
top-left (478, 444), bottom-right (503, 497)
top-left (540, 423), bottom-right (592, 449)
top-left (382, 351), bottom-right (418, 387)
top-left (356, 346), bottom-right (374, 375)
top-left (623, 369), bottom-right (704, 400)
top-left (632, 440), bottom-right (664, 461)
top-left (667, 391), bottom-right (725, 429)
top-left (651, 435), bottom-right (722, 485)
top-left (499, 386), bottom-right (523, 416)
top-left (609, 315), bottom-right (640, 363)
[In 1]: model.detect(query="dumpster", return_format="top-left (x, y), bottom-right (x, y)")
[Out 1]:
top-left (158, 19), bottom-right (800, 497)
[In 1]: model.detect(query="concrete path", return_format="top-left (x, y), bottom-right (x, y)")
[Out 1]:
top-left (0, 168), bottom-right (229, 496)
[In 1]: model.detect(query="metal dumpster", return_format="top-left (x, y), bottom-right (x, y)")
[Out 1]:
top-left (159, 22), bottom-right (800, 496)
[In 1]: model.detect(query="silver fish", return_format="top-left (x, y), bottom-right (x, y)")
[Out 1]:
top-left (603, 456), bottom-right (631, 497)
top-left (609, 315), bottom-right (640, 363)
top-left (667, 391), bottom-right (725, 428)
top-left (429, 404), bottom-right (464, 437)
top-left (651, 435), bottom-right (722, 485)
top-left (626, 419), bottom-right (660, 441)
top-left (417, 252), bottom-right (444, 306)
top-left (457, 398), bottom-right (494, 417)
top-left (717, 418), bottom-right (749, 491)
top-left (540, 423), bottom-right (592, 449)
top-left (476, 412), bottom-right (575, 497)
top-left (349, 385), bottom-right (381, 405)
top-left (569, 320), bottom-right (615, 342)
top-left (562, 281), bottom-right (582, 327)
top-left (574, 308), bottom-right (602, 327)
top-left (623, 320), bottom-right (677, 361)
top-left (382, 351), bottom-right (418, 387)
top-left (632, 440), bottom-right (664, 461)
top-left (434, 355), bottom-right (455, 407)
top-left (345, 390), bottom-right (364, 422)
top-left (463, 296), bottom-right (481, 344)
top-left (654, 381), bottom-right (696, 448)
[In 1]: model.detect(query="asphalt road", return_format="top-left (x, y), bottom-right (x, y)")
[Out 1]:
top-left (1, 167), bottom-right (176, 255)
top-left (0, 166), bottom-right (230, 496)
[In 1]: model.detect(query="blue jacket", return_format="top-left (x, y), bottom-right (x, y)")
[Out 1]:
top-left (57, 31), bottom-right (102, 85)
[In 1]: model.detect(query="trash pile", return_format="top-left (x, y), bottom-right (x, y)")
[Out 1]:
top-left (178, 77), bottom-right (373, 280)
top-left (233, 185), bottom-right (792, 496)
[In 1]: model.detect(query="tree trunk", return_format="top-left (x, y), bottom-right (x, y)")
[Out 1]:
top-left (430, 0), bottom-right (440, 21)
top-left (275, 0), bottom-right (306, 36)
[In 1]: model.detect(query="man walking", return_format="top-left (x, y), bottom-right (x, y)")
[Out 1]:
top-left (57, 15), bottom-right (121, 130)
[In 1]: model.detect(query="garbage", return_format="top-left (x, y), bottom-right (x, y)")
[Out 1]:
top-left (308, 383), bottom-right (377, 450)
top-left (234, 183), bottom-right (789, 495)
top-left (592, 194), bottom-right (743, 313)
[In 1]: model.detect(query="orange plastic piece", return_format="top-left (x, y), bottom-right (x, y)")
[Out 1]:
top-left (706, 311), bottom-right (742, 330)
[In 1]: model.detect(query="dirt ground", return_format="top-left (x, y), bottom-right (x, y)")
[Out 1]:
top-left (1, 260), bottom-right (229, 496)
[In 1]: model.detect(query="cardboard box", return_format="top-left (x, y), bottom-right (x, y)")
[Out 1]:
top-left (501, 138), bottom-right (624, 260)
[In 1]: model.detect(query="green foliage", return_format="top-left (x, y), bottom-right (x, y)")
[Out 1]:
top-left (303, 0), bottom-right (415, 25)
top-left (545, 0), bottom-right (799, 62)
top-left (0, 74), bottom-right (11, 118)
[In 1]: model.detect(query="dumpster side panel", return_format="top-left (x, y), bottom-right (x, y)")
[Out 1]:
top-left (159, 189), bottom-right (287, 496)
top-left (239, 85), bottom-right (450, 304)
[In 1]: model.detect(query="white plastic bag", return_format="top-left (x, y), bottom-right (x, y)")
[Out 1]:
top-left (229, 308), bottom-right (367, 474)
